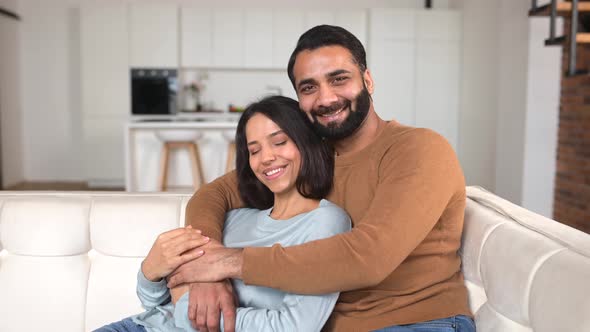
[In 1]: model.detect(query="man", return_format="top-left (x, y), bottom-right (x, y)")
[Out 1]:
top-left (168, 25), bottom-right (474, 332)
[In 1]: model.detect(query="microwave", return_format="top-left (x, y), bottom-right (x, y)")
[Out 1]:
top-left (131, 68), bottom-right (178, 115)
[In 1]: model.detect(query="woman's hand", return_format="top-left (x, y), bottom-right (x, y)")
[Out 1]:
top-left (142, 226), bottom-right (210, 282)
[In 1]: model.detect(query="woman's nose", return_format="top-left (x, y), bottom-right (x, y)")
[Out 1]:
top-left (261, 148), bottom-right (276, 164)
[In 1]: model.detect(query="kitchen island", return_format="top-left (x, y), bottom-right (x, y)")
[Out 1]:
top-left (125, 117), bottom-right (239, 192)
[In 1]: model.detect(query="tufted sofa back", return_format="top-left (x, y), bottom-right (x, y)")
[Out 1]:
top-left (0, 192), bottom-right (191, 331)
top-left (463, 187), bottom-right (590, 332)
top-left (0, 188), bottom-right (589, 331)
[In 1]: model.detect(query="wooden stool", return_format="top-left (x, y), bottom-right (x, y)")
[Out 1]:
top-left (158, 141), bottom-right (206, 191)
top-left (222, 130), bottom-right (237, 173)
top-left (225, 141), bottom-right (236, 173)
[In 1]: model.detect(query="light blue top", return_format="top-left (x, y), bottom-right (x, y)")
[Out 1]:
top-left (132, 199), bottom-right (351, 332)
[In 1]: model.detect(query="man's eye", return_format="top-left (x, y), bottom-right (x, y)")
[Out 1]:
top-left (300, 86), bottom-right (314, 93)
top-left (333, 76), bottom-right (348, 83)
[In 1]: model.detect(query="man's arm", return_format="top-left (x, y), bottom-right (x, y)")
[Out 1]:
top-left (242, 130), bottom-right (465, 294)
top-left (170, 129), bottom-right (466, 295)
top-left (185, 171), bottom-right (244, 240)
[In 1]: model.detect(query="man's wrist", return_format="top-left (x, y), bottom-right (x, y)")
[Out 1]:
top-left (224, 248), bottom-right (244, 279)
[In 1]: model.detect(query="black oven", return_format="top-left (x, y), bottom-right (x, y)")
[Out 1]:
top-left (131, 68), bottom-right (177, 115)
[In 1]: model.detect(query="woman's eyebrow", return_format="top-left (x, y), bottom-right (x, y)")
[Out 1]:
top-left (247, 130), bottom-right (285, 146)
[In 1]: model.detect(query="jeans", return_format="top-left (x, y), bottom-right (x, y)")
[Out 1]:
top-left (373, 315), bottom-right (476, 332)
top-left (93, 318), bottom-right (147, 332)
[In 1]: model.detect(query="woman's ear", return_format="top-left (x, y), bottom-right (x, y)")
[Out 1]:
top-left (363, 69), bottom-right (374, 94)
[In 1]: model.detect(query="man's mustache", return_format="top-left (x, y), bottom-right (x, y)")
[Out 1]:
top-left (312, 99), bottom-right (351, 117)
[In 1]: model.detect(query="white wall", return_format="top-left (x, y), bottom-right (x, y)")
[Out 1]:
top-left (0, 0), bottom-right (17, 11)
top-left (17, 0), bottom-right (85, 182)
top-left (494, 0), bottom-right (530, 203)
top-left (458, 0), bottom-right (561, 217)
top-left (521, 17), bottom-right (561, 217)
top-left (0, 0), bottom-right (25, 188)
top-left (457, 0), bottom-right (499, 190)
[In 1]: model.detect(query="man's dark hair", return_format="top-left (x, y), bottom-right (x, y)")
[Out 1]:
top-left (287, 25), bottom-right (367, 88)
top-left (235, 95), bottom-right (334, 210)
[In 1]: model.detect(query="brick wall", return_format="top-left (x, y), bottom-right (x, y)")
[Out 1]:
top-left (553, 19), bottom-right (590, 234)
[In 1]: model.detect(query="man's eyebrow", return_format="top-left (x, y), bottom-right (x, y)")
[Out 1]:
top-left (297, 78), bottom-right (316, 89)
top-left (247, 130), bottom-right (285, 146)
top-left (327, 69), bottom-right (351, 77)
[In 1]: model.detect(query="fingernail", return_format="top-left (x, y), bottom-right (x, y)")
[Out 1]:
top-left (204, 236), bottom-right (210, 242)
top-left (197, 250), bottom-right (204, 256)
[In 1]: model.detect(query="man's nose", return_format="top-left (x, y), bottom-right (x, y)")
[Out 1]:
top-left (316, 85), bottom-right (339, 108)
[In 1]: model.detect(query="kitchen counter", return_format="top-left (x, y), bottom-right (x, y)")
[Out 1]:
top-left (125, 118), bottom-right (239, 192)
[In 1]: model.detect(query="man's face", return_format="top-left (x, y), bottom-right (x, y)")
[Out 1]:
top-left (292, 45), bottom-right (374, 140)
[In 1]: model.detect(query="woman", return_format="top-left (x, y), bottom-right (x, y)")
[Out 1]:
top-left (96, 96), bottom-right (351, 332)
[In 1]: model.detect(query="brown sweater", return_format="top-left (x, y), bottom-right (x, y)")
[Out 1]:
top-left (186, 121), bottom-right (471, 331)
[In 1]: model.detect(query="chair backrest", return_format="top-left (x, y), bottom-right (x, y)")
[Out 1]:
top-left (463, 186), bottom-right (590, 332)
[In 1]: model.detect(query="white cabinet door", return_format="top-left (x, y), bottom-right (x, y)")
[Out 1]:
top-left (369, 9), bottom-right (462, 151)
top-left (244, 10), bottom-right (273, 68)
top-left (414, 11), bottom-right (462, 150)
top-left (369, 9), bottom-right (416, 124)
top-left (304, 11), bottom-right (335, 29)
top-left (80, 3), bottom-right (129, 183)
top-left (335, 10), bottom-right (368, 47)
top-left (272, 10), bottom-right (304, 68)
top-left (80, 3), bottom-right (129, 116)
top-left (181, 7), bottom-right (212, 67)
top-left (129, 3), bottom-right (178, 68)
top-left (212, 9), bottom-right (244, 67)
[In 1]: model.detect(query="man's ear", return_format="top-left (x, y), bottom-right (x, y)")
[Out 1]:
top-left (363, 69), bottom-right (374, 94)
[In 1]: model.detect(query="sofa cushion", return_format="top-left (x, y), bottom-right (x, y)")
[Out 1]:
top-left (89, 196), bottom-right (184, 257)
top-left (0, 196), bottom-right (91, 256)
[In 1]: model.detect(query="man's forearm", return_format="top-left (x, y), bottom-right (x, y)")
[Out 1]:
top-left (167, 247), bottom-right (245, 287)
top-left (214, 247), bottom-right (244, 280)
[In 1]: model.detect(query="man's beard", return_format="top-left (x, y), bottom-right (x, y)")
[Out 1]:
top-left (309, 87), bottom-right (371, 140)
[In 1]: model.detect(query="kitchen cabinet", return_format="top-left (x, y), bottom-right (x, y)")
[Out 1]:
top-left (129, 3), bottom-right (178, 68)
top-left (272, 10), bottom-right (305, 69)
top-left (180, 8), bottom-right (366, 70)
top-left (80, 3), bottom-right (129, 116)
top-left (212, 9), bottom-right (244, 67)
top-left (244, 10), bottom-right (274, 68)
top-left (80, 3), bottom-right (129, 185)
top-left (414, 11), bottom-right (461, 150)
top-left (369, 9), bottom-right (462, 151)
top-left (369, 9), bottom-right (416, 126)
top-left (180, 7), bottom-right (212, 67)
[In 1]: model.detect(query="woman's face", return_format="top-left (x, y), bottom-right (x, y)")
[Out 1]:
top-left (245, 113), bottom-right (302, 197)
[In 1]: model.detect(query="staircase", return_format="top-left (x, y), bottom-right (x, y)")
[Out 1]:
top-left (530, 0), bottom-right (590, 75)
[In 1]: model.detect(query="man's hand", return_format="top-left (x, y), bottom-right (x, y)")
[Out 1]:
top-left (142, 226), bottom-right (210, 281)
top-left (187, 281), bottom-right (237, 332)
top-left (167, 241), bottom-right (244, 287)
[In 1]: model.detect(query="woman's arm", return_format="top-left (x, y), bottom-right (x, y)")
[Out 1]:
top-left (136, 268), bottom-right (171, 310)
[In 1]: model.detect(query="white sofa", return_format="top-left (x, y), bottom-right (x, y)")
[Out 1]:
top-left (0, 187), bottom-right (589, 332)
